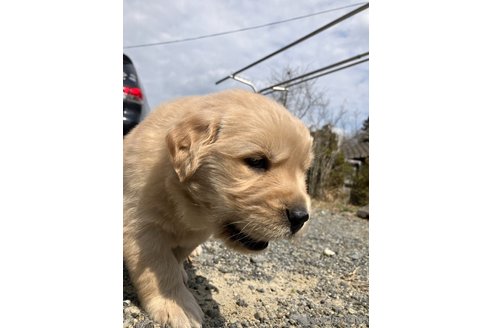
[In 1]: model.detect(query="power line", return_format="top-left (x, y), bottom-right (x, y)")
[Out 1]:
top-left (123, 2), bottom-right (368, 49)
top-left (284, 58), bottom-right (368, 87)
top-left (262, 58), bottom-right (369, 95)
top-left (258, 52), bottom-right (368, 93)
top-left (215, 2), bottom-right (369, 85)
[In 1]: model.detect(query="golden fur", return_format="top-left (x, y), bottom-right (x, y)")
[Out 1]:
top-left (124, 89), bottom-right (313, 327)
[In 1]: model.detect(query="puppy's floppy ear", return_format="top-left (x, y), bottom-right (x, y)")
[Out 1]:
top-left (166, 112), bottom-right (221, 182)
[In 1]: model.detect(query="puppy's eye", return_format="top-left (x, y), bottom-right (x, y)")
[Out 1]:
top-left (244, 157), bottom-right (269, 171)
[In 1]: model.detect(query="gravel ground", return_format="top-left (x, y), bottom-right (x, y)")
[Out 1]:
top-left (123, 200), bottom-right (369, 328)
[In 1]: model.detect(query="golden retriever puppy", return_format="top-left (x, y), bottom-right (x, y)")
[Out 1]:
top-left (124, 89), bottom-right (313, 327)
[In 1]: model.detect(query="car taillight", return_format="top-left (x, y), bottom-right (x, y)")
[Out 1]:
top-left (123, 86), bottom-right (143, 101)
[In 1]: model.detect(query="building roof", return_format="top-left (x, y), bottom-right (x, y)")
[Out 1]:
top-left (341, 131), bottom-right (369, 160)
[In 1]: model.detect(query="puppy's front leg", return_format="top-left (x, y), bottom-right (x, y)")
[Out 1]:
top-left (125, 227), bottom-right (203, 328)
top-left (172, 246), bottom-right (201, 284)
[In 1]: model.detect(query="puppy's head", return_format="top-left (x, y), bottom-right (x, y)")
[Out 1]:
top-left (166, 90), bottom-right (313, 252)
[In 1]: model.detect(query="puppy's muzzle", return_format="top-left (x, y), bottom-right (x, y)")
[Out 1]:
top-left (286, 207), bottom-right (309, 234)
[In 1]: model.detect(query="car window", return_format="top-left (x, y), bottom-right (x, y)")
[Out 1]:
top-left (124, 62), bottom-right (139, 88)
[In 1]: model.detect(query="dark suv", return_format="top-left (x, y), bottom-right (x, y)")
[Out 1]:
top-left (123, 54), bottom-right (144, 135)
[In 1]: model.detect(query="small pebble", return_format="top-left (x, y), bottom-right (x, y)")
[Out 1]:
top-left (236, 298), bottom-right (248, 307)
top-left (323, 248), bottom-right (336, 256)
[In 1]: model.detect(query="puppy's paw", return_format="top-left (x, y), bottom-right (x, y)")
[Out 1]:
top-left (145, 288), bottom-right (203, 328)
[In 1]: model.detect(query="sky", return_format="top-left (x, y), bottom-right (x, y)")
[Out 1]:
top-left (123, 0), bottom-right (369, 134)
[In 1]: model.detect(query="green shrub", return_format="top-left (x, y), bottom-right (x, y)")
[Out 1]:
top-left (327, 151), bottom-right (352, 190)
top-left (350, 161), bottom-right (369, 206)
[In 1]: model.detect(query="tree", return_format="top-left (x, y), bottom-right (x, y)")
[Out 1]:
top-left (307, 124), bottom-right (351, 199)
top-left (361, 117), bottom-right (369, 131)
top-left (267, 65), bottom-right (334, 131)
top-left (265, 66), bottom-right (353, 200)
top-left (350, 161), bottom-right (369, 206)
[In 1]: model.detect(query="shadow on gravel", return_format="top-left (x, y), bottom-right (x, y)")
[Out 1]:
top-left (184, 260), bottom-right (226, 328)
top-left (123, 262), bottom-right (140, 306)
top-left (123, 261), bottom-right (226, 328)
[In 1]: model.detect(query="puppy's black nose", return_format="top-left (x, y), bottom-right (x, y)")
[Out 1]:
top-left (286, 207), bottom-right (309, 234)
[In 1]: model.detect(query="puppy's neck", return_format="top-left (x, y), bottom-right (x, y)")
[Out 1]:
top-left (166, 173), bottom-right (214, 233)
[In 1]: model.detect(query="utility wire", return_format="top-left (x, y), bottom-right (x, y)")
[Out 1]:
top-left (280, 58), bottom-right (368, 88)
top-left (123, 2), bottom-right (368, 49)
top-left (258, 52), bottom-right (368, 93)
top-left (215, 2), bottom-right (369, 85)
top-left (262, 58), bottom-right (369, 95)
